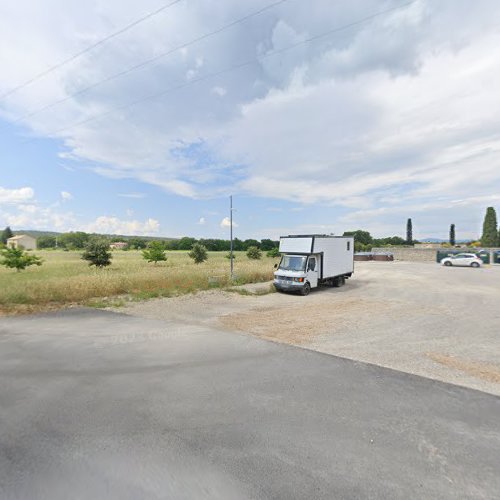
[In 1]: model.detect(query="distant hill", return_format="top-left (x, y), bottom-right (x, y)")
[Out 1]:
top-left (420, 238), bottom-right (471, 243)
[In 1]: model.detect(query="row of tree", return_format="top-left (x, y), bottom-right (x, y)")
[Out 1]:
top-left (30, 233), bottom-right (279, 252)
top-left (342, 230), bottom-right (409, 252)
top-left (0, 238), bottom-right (273, 272)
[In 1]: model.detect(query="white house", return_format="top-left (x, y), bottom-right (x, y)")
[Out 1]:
top-left (7, 234), bottom-right (37, 250)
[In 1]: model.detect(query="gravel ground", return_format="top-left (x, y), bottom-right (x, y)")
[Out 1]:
top-left (114, 262), bottom-right (500, 396)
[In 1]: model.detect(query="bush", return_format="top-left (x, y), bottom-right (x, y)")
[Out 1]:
top-left (37, 236), bottom-right (57, 249)
top-left (246, 246), bottom-right (262, 260)
top-left (188, 243), bottom-right (208, 264)
top-left (142, 241), bottom-right (167, 264)
top-left (266, 247), bottom-right (280, 258)
top-left (225, 252), bottom-right (236, 259)
top-left (81, 239), bottom-right (112, 268)
top-left (0, 247), bottom-right (43, 272)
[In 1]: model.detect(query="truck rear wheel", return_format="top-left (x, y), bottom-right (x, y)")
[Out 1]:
top-left (301, 282), bottom-right (311, 296)
top-left (333, 276), bottom-right (345, 287)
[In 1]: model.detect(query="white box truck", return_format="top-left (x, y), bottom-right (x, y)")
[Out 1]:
top-left (273, 234), bottom-right (354, 295)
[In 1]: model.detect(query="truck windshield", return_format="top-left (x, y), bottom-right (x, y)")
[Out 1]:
top-left (279, 255), bottom-right (307, 271)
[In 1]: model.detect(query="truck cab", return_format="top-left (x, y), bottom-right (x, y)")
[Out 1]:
top-left (274, 254), bottom-right (320, 295)
top-left (273, 235), bottom-right (354, 296)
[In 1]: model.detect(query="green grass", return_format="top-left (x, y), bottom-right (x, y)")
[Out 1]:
top-left (0, 250), bottom-right (277, 314)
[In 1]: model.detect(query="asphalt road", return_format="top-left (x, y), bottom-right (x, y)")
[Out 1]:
top-left (1, 309), bottom-right (499, 499)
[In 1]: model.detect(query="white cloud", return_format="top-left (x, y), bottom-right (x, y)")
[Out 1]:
top-left (1, 0), bottom-right (500, 236)
top-left (85, 216), bottom-right (160, 235)
top-left (211, 86), bottom-right (227, 97)
top-left (220, 216), bottom-right (238, 228)
top-left (61, 191), bottom-right (73, 201)
top-left (197, 217), bottom-right (206, 225)
top-left (117, 193), bottom-right (145, 199)
top-left (0, 187), bottom-right (34, 204)
top-left (0, 204), bottom-right (76, 230)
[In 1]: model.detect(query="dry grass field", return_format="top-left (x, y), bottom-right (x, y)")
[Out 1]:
top-left (0, 250), bottom-right (277, 315)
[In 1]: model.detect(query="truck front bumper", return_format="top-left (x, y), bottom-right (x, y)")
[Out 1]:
top-left (273, 280), bottom-right (305, 292)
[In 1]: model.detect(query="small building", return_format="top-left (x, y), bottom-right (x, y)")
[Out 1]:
top-left (7, 234), bottom-right (37, 250)
top-left (110, 241), bottom-right (128, 250)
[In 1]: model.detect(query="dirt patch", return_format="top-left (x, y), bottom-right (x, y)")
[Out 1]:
top-left (220, 298), bottom-right (390, 344)
top-left (112, 262), bottom-right (500, 395)
top-left (426, 352), bottom-right (500, 384)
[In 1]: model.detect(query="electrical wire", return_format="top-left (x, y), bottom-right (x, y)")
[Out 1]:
top-left (25, 0), bottom-right (417, 141)
top-left (0, 0), bottom-right (183, 101)
top-left (8, 0), bottom-right (290, 126)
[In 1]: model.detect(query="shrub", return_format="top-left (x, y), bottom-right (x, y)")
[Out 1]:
top-left (0, 248), bottom-right (43, 272)
top-left (142, 241), bottom-right (167, 265)
top-left (0, 247), bottom-right (43, 272)
top-left (82, 239), bottom-right (112, 268)
top-left (225, 252), bottom-right (236, 259)
top-left (266, 247), bottom-right (280, 258)
top-left (246, 246), bottom-right (262, 260)
top-left (188, 243), bottom-right (208, 264)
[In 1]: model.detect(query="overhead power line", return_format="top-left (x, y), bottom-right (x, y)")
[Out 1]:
top-left (27, 0), bottom-right (417, 141)
top-left (0, 0), bottom-right (183, 102)
top-left (9, 0), bottom-right (291, 126)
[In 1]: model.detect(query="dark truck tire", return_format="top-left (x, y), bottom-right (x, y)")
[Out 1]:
top-left (333, 276), bottom-right (345, 287)
top-left (301, 282), bottom-right (311, 296)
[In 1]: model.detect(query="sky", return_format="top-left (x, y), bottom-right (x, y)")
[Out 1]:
top-left (1, 0), bottom-right (500, 240)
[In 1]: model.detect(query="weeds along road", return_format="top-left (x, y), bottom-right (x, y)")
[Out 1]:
top-left (1, 308), bottom-right (499, 499)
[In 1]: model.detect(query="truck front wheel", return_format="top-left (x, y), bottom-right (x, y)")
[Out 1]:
top-left (301, 282), bottom-right (311, 296)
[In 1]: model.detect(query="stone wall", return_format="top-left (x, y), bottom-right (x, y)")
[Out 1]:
top-left (371, 247), bottom-right (436, 262)
top-left (372, 247), bottom-right (500, 262)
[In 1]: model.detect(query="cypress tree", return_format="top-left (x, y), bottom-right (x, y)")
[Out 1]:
top-left (406, 218), bottom-right (413, 245)
top-left (449, 224), bottom-right (456, 246)
top-left (1, 226), bottom-right (13, 244)
top-left (481, 207), bottom-right (498, 247)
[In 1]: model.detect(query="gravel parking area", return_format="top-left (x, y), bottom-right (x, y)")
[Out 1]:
top-left (116, 262), bottom-right (500, 396)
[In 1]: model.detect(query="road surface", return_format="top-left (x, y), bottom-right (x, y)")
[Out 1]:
top-left (1, 309), bottom-right (499, 499)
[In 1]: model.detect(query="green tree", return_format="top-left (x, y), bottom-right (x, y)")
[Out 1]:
top-left (343, 230), bottom-right (372, 246)
top-left (232, 238), bottom-right (244, 251)
top-left (0, 247), bottom-right (43, 272)
top-left (243, 239), bottom-right (260, 250)
top-left (188, 243), bottom-right (208, 264)
top-left (266, 247), bottom-right (280, 258)
top-left (449, 224), bottom-right (456, 246)
top-left (246, 246), bottom-right (262, 260)
top-left (81, 239), bottom-right (112, 268)
top-left (481, 207), bottom-right (498, 247)
top-left (1, 226), bottom-right (14, 244)
top-left (142, 241), bottom-right (167, 264)
top-left (127, 237), bottom-right (147, 250)
top-left (373, 236), bottom-right (406, 246)
top-left (260, 239), bottom-right (277, 251)
top-left (37, 236), bottom-right (57, 249)
top-left (59, 231), bottom-right (90, 250)
top-left (178, 237), bottom-right (197, 250)
top-left (406, 218), bottom-right (413, 245)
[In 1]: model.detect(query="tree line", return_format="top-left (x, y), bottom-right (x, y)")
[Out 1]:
top-left (27, 232), bottom-right (279, 252)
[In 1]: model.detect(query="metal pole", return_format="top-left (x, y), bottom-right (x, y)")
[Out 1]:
top-left (230, 195), bottom-right (234, 280)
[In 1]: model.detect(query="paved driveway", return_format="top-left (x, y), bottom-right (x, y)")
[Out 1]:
top-left (1, 309), bottom-right (499, 499)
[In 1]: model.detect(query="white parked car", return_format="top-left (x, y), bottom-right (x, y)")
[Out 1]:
top-left (440, 253), bottom-right (483, 268)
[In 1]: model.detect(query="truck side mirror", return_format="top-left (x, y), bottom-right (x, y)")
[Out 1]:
top-left (274, 263), bottom-right (278, 269)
